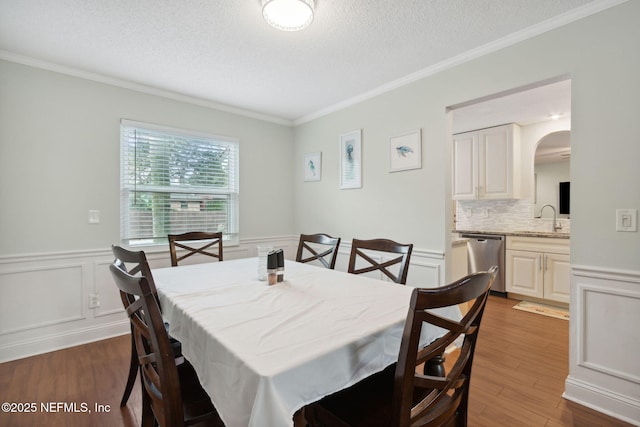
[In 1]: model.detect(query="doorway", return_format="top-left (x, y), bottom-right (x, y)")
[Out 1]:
top-left (449, 77), bottom-right (572, 231)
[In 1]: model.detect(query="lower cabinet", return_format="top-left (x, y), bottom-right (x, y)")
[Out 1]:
top-left (506, 236), bottom-right (570, 303)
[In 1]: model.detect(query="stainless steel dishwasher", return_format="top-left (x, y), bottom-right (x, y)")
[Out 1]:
top-left (460, 233), bottom-right (505, 295)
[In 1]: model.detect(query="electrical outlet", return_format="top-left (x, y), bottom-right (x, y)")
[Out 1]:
top-left (88, 293), bottom-right (101, 308)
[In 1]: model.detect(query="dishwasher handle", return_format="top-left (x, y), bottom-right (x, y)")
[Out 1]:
top-left (460, 233), bottom-right (504, 241)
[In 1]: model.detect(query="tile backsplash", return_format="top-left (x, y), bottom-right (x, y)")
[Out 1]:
top-left (455, 199), bottom-right (570, 233)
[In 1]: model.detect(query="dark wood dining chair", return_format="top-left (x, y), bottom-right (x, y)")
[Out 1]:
top-left (168, 231), bottom-right (223, 266)
top-left (109, 262), bottom-right (225, 427)
top-left (347, 238), bottom-right (413, 284)
top-left (111, 245), bottom-right (182, 408)
top-left (304, 266), bottom-right (497, 427)
top-left (295, 233), bottom-right (341, 269)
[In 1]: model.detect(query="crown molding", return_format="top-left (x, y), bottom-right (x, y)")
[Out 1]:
top-left (0, 0), bottom-right (627, 128)
top-left (0, 50), bottom-right (293, 127)
top-left (293, 0), bottom-right (628, 125)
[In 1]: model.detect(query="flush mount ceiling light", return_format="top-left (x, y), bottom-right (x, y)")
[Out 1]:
top-left (262, 0), bottom-right (314, 32)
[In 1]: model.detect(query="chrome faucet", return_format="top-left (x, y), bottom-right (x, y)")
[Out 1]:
top-left (536, 204), bottom-right (563, 231)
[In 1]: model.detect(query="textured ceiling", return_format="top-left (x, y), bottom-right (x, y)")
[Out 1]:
top-left (452, 79), bottom-right (572, 134)
top-left (0, 0), bottom-right (623, 123)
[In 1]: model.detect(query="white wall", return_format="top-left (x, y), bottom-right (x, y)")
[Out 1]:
top-left (535, 160), bottom-right (570, 215)
top-left (0, 60), bottom-right (295, 255)
top-left (521, 116), bottom-right (572, 201)
top-left (293, 79), bottom-right (452, 255)
top-left (0, 59), bottom-right (296, 362)
top-left (1, 2), bottom-right (639, 423)
top-left (293, 2), bottom-right (640, 424)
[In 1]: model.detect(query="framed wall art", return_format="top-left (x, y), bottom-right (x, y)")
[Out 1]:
top-left (304, 152), bottom-right (322, 182)
top-left (389, 129), bottom-right (421, 172)
top-left (339, 129), bottom-right (362, 189)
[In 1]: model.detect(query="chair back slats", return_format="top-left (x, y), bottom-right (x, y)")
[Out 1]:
top-left (348, 238), bottom-right (413, 284)
top-left (168, 231), bottom-right (223, 266)
top-left (393, 266), bottom-right (497, 427)
top-left (303, 266), bottom-right (496, 427)
top-left (300, 244), bottom-right (333, 267)
top-left (296, 233), bottom-right (341, 269)
top-left (124, 297), bottom-right (144, 319)
top-left (109, 263), bottom-right (185, 426)
top-left (413, 375), bottom-right (448, 390)
top-left (112, 244), bottom-right (164, 408)
top-left (111, 245), bottom-right (158, 293)
top-left (112, 245), bottom-right (221, 427)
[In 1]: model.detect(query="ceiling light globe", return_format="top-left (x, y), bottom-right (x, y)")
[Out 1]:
top-left (262, 0), bottom-right (314, 32)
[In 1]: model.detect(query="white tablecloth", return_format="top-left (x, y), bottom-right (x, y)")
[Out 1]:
top-left (153, 258), bottom-right (459, 427)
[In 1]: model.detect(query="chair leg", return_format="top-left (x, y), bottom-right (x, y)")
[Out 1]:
top-left (455, 387), bottom-right (469, 427)
top-left (120, 328), bottom-right (138, 407)
top-left (141, 387), bottom-right (155, 427)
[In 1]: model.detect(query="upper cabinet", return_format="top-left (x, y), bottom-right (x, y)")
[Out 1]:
top-left (452, 123), bottom-right (522, 200)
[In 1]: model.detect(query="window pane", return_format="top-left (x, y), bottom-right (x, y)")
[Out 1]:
top-left (120, 120), bottom-right (239, 245)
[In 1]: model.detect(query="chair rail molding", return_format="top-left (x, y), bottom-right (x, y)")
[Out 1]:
top-left (0, 236), bottom-right (450, 363)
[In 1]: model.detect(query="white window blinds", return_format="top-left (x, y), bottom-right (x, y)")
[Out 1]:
top-left (120, 120), bottom-right (239, 245)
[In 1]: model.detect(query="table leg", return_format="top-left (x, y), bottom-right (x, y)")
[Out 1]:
top-left (423, 353), bottom-right (446, 377)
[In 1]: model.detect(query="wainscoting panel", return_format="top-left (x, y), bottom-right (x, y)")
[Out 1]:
top-left (0, 237), bottom-right (298, 363)
top-left (0, 237), bottom-right (448, 363)
top-left (0, 263), bottom-right (85, 334)
top-left (93, 257), bottom-right (126, 318)
top-left (0, 251), bottom-right (128, 363)
top-left (581, 287), bottom-right (640, 383)
top-left (564, 265), bottom-right (640, 426)
top-left (407, 248), bottom-right (445, 288)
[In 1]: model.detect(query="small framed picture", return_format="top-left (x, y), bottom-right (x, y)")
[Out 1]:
top-left (339, 129), bottom-right (362, 189)
top-left (304, 152), bottom-right (322, 182)
top-left (389, 129), bottom-right (421, 172)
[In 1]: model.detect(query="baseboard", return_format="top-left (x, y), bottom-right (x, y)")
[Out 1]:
top-left (0, 320), bottom-right (130, 363)
top-left (564, 376), bottom-right (640, 426)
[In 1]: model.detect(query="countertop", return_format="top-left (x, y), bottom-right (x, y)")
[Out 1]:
top-left (451, 236), bottom-right (469, 246)
top-left (454, 229), bottom-right (570, 239)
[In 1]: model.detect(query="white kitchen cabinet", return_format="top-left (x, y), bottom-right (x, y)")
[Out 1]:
top-left (505, 236), bottom-right (570, 303)
top-left (543, 252), bottom-right (571, 302)
top-left (452, 123), bottom-right (522, 200)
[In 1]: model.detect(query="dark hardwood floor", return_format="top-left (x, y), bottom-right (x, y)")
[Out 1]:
top-left (464, 296), bottom-right (633, 427)
top-left (0, 296), bottom-right (633, 426)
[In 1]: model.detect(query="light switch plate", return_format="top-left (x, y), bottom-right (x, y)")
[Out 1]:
top-left (89, 209), bottom-right (100, 224)
top-left (616, 209), bottom-right (637, 232)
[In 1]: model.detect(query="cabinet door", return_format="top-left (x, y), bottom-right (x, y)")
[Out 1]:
top-left (452, 131), bottom-right (477, 200)
top-left (543, 253), bottom-right (571, 303)
top-left (506, 249), bottom-right (543, 298)
top-left (478, 125), bottom-right (513, 199)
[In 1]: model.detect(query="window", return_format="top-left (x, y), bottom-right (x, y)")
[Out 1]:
top-left (120, 120), bottom-right (239, 245)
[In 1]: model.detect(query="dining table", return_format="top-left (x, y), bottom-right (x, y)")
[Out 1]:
top-left (153, 257), bottom-right (461, 427)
